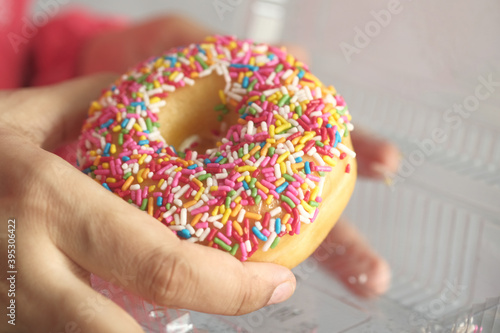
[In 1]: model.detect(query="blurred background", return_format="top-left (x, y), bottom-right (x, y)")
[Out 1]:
top-left (33, 0), bottom-right (500, 332)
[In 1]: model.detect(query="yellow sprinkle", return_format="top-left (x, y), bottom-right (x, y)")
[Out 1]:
top-left (168, 72), bottom-right (178, 81)
top-left (247, 95), bottom-right (260, 103)
top-left (276, 151), bottom-right (290, 164)
top-left (194, 187), bottom-right (204, 201)
top-left (137, 172), bottom-right (143, 184)
top-left (220, 204), bottom-right (225, 214)
top-left (221, 208), bottom-right (231, 224)
top-left (300, 132), bottom-right (315, 144)
top-left (280, 162), bottom-right (286, 174)
top-left (242, 154), bottom-right (250, 161)
top-left (102, 162), bottom-right (109, 169)
top-left (121, 176), bottom-right (134, 191)
top-left (292, 113), bottom-right (299, 120)
top-left (218, 90), bottom-right (226, 104)
top-left (237, 175), bottom-right (246, 183)
top-left (301, 182), bottom-right (308, 190)
top-left (153, 80), bottom-right (161, 88)
top-left (310, 187), bottom-right (319, 201)
top-left (275, 123), bottom-right (291, 134)
top-left (158, 179), bottom-right (165, 188)
top-left (210, 186), bottom-right (218, 192)
top-left (112, 125), bottom-right (121, 132)
top-left (110, 144), bottom-right (116, 154)
top-left (237, 166), bottom-right (257, 172)
top-left (211, 206), bottom-right (219, 216)
top-left (106, 178), bottom-right (116, 183)
top-left (150, 96), bottom-right (161, 104)
top-left (174, 166), bottom-right (183, 172)
top-left (245, 175), bottom-right (251, 182)
top-left (234, 196), bottom-right (242, 204)
top-left (323, 155), bottom-right (337, 167)
top-left (138, 154), bottom-right (147, 165)
top-left (149, 185), bottom-right (156, 192)
top-left (274, 114), bottom-right (287, 123)
top-left (301, 200), bottom-right (315, 214)
top-left (269, 125), bottom-right (275, 137)
top-left (266, 195), bottom-right (274, 205)
top-left (295, 144), bottom-right (305, 151)
top-left (133, 123), bottom-right (142, 132)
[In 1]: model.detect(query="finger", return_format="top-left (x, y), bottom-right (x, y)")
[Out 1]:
top-left (351, 128), bottom-right (400, 180)
top-left (25, 146), bottom-right (296, 315)
top-left (5, 74), bottom-right (117, 150)
top-left (18, 241), bottom-right (144, 333)
top-left (313, 219), bottom-right (391, 297)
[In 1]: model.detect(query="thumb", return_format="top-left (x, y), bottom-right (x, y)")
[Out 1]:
top-left (6, 74), bottom-right (117, 150)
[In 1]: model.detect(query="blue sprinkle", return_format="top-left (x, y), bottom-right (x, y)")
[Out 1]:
top-left (177, 229), bottom-right (191, 239)
top-left (170, 145), bottom-right (178, 154)
top-left (204, 158), bottom-right (212, 165)
top-left (187, 164), bottom-right (197, 170)
top-left (275, 218), bottom-right (282, 234)
top-left (275, 182), bottom-right (289, 194)
top-left (295, 156), bottom-right (303, 163)
top-left (326, 124), bottom-right (333, 128)
top-left (242, 181), bottom-right (249, 190)
top-left (242, 76), bottom-right (249, 88)
top-left (334, 131), bottom-right (341, 148)
top-left (252, 226), bottom-right (268, 241)
top-left (138, 140), bottom-right (149, 145)
top-left (100, 119), bottom-right (113, 129)
top-left (230, 64), bottom-right (258, 71)
top-left (156, 197), bottom-right (163, 207)
top-left (156, 149), bottom-right (162, 154)
top-left (102, 183), bottom-right (111, 191)
top-left (121, 118), bottom-right (129, 128)
top-left (103, 143), bottom-right (111, 154)
top-left (268, 53), bottom-right (276, 60)
top-left (197, 45), bottom-right (206, 54)
top-left (122, 156), bottom-right (130, 162)
top-left (297, 69), bottom-right (305, 79)
top-left (240, 113), bottom-right (249, 119)
top-left (131, 101), bottom-right (146, 110)
top-left (260, 142), bottom-right (266, 148)
top-left (305, 161), bottom-right (311, 174)
top-left (214, 156), bottom-right (223, 163)
top-left (82, 168), bottom-right (91, 174)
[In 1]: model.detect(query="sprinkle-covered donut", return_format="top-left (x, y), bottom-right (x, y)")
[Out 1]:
top-left (77, 35), bottom-right (357, 269)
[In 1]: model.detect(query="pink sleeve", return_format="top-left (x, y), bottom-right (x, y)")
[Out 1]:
top-left (30, 9), bottom-right (127, 86)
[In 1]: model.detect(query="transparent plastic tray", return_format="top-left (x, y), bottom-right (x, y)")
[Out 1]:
top-left (85, 0), bottom-right (500, 331)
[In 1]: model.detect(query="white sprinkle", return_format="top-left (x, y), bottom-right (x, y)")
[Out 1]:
top-left (262, 232), bottom-right (277, 252)
top-left (270, 207), bottom-right (282, 217)
top-left (130, 184), bottom-right (140, 191)
top-left (237, 208), bottom-right (246, 223)
top-left (199, 228), bottom-right (211, 241)
top-left (186, 224), bottom-right (195, 234)
top-left (195, 228), bottom-right (204, 237)
top-left (274, 164), bottom-right (282, 179)
top-left (245, 240), bottom-right (252, 252)
top-left (337, 143), bottom-right (356, 158)
top-left (213, 221), bottom-right (224, 229)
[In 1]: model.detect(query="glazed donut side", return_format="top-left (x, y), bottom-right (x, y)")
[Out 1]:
top-left (77, 36), bottom-right (357, 269)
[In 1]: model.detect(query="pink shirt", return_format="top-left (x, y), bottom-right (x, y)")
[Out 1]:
top-left (0, 0), bottom-right (125, 89)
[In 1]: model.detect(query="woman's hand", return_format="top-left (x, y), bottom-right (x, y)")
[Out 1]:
top-left (0, 75), bottom-right (296, 332)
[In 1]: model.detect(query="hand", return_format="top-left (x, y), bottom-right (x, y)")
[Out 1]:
top-left (0, 75), bottom-right (295, 332)
top-left (315, 129), bottom-right (400, 297)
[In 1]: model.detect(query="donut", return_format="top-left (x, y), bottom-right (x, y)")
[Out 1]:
top-left (77, 35), bottom-right (357, 269)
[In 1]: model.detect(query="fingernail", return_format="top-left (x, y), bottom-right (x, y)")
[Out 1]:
top-left (267, 281), bottom-right (294, 305)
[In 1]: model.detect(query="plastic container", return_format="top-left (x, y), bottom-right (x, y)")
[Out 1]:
top-left (88, 0), bottom-right (500, 331)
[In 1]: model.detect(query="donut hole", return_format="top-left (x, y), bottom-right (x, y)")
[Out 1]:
top-left (158, 74), bottom-right (239, 154)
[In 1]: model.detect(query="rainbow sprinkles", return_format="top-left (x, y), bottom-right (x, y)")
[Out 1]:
top-left (77, 35), bottom-right (356, 261)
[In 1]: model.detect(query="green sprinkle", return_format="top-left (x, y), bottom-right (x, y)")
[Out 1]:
top-left (194, 55), bottom-right (208, 69)
top-left (198, 174), bottom-right (212, 181)
top-left (255, 195), bottom-right (262, 204)
top-left (254, 151), bottom-right (261, 159)
top-left (271, 236), bottom-right (280, 249)
top-left (315, 141), bottom-right (324, 147)
top-left (238, 106), bottom-right (246, 114)
top-left (296, 105), bottom-right (303, 116)
top-left (344, 127), bottom-right (349, 137)
top-left (248, 107), bottom-right (257, 115)
top-left (275, 64), bottom-right (284, 73)
top-left (225, 196), bottom-right (231, 208)
top-left (318, 171), bottom-right (326, 177)
top-left (249, 143), bottom-right (255, 150)
top-left (278, 94), bottom-right (290, 107)
top-left (230, 243), bottom-right (239, 256)
top-left (283, 174), bottom-right (295, 182)
top-left (126, 106), bottom-right (135, 113)
top-left (140, 198), bottom-right (148, 210)
top-left (222, 108), bottom-right (229, 115)
top-left (215, 152), bottom-right (222, 156)
top-left (127, 199), bottom-right (133, 204)
top-left (238, 148), bottom-right (244, 158)
top-left (154, 121), bottom-right (161, 128)
top-left (217, 115), bottom-right (223, 122)
top-left (228, 190), bottom-right (236, 197)
top-left (251, 187), bottom-right (258, 197)
top-left (131, 92), bottom-right (137, 99)
top-left (166, 203), bottom-right (171, 210)
top-left (281, 195), bottom-right (296, 208)
top-left (260, 94), bottom-right (266, 102)
top-left (309, 201), bottom-right (319, 207)
top-left (219, 157), bottom-right (228, 164)
top-left (214, 237), bottom-right (232, 251)
top-left (214, 103), bottom-right (226, 111)
top-left (247, 79), bottom-right (258, 92)
top-left (118, 133), bottom-right (124, 145)
top-left (337, 107), bottom-right (346, 115)
top-left (137, 74), bottom-right (149, 83)
top-left (178, 151), bottom-right (186, 158)
top-left (268, 147), bottom-right (275, 157)
top-left (124, 172), bottom-right (132, 180)
top-left (249, 178), bottom-right (257, 188)
top-left (146, 118), bottom-right (153, 132)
